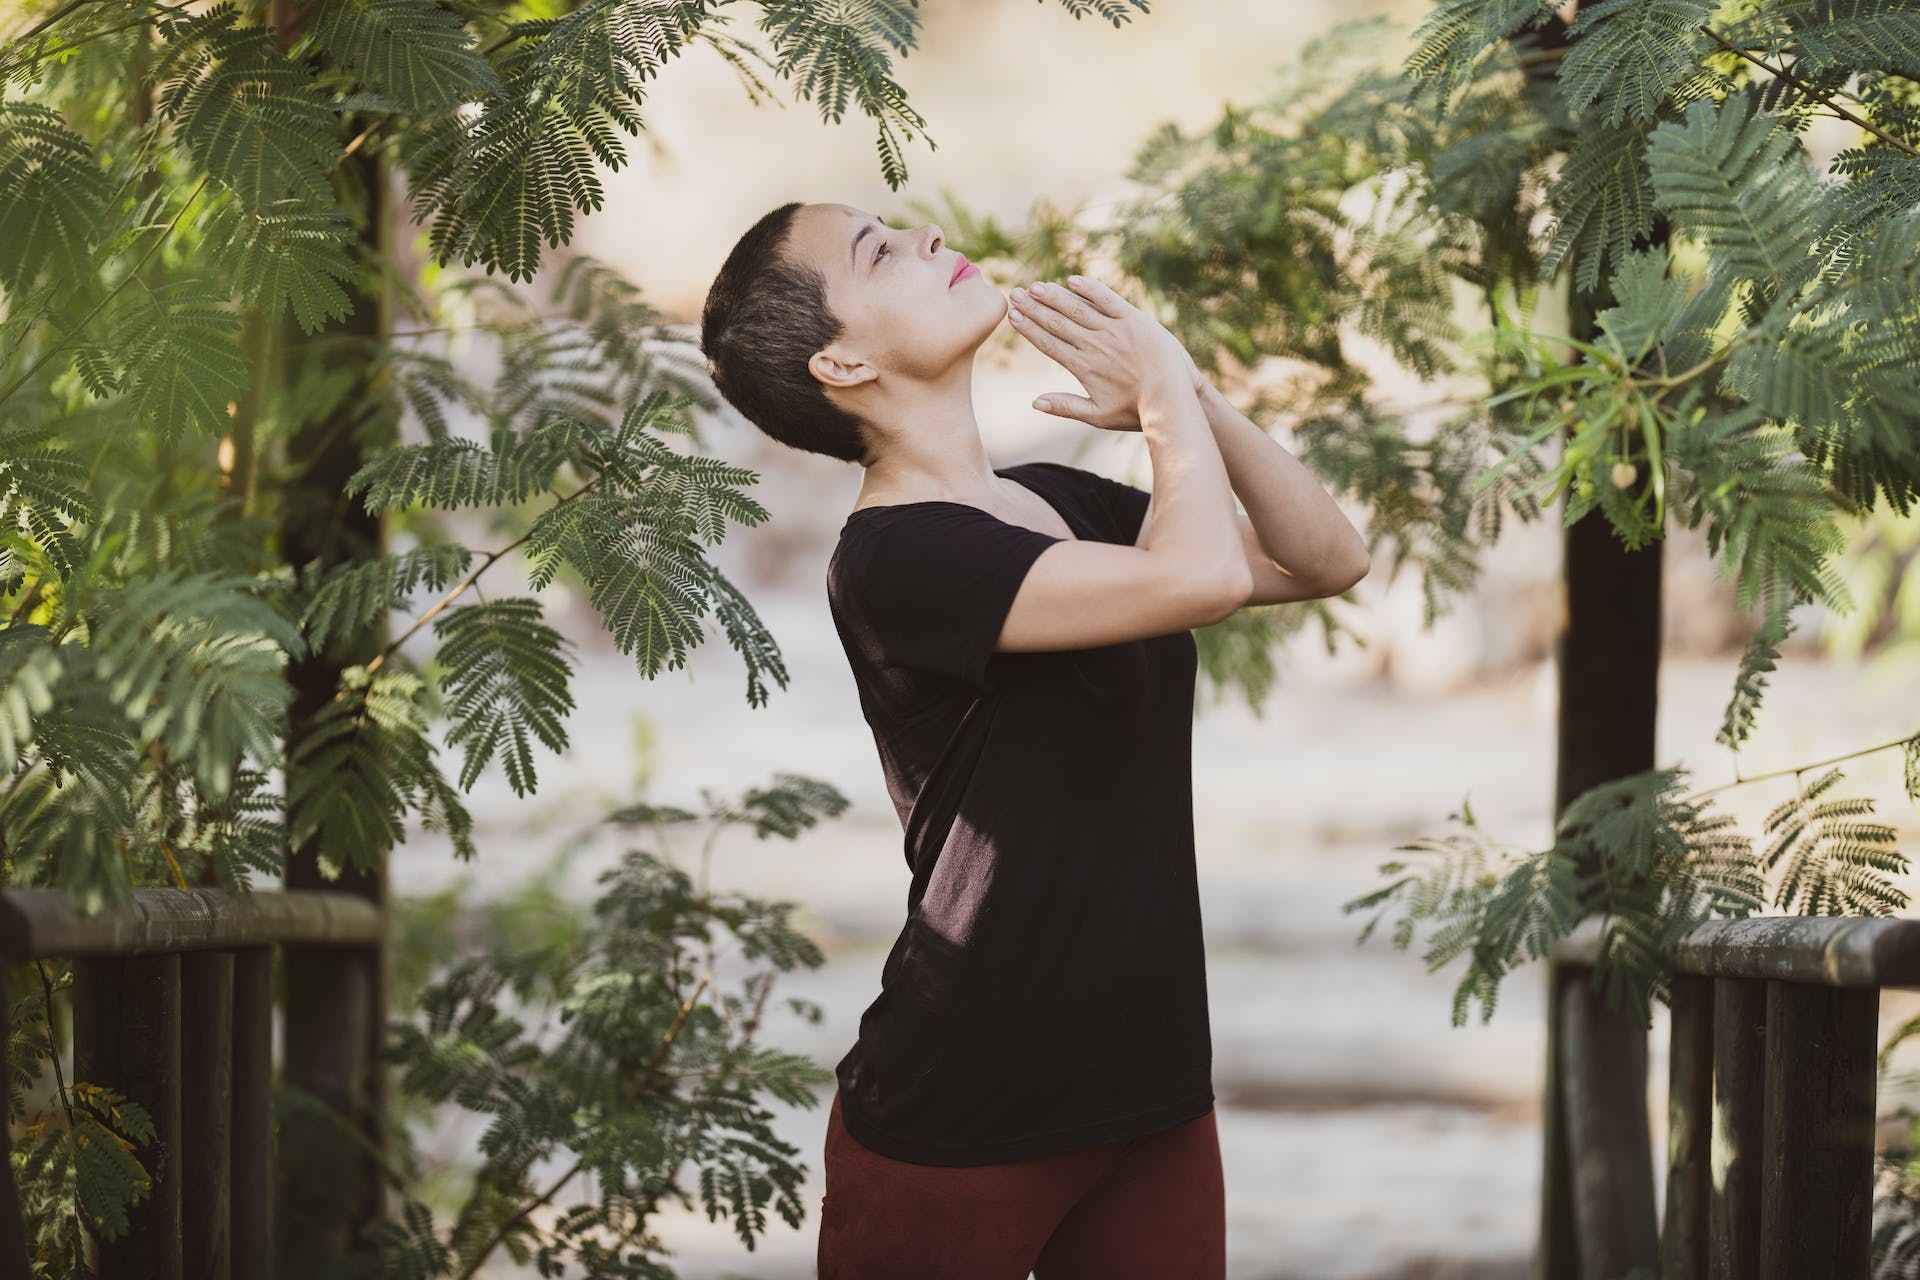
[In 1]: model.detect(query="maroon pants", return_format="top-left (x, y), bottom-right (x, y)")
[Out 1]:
top-left (816, 1088), bottom-right (1226, 1279)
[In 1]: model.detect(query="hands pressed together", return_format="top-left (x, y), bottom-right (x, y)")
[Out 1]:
top-left (1006, 276), bottom-right (1205, 432)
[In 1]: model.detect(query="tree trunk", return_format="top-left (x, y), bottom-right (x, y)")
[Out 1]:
top-left (1527, 6), bottom-right (1667, 1278)
top-left (273, 22), bottom-right (394, 1264)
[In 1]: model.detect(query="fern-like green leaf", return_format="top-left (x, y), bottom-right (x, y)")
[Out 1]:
top-left (1404, 0), bottom-right (1560, 108)
top-left (0, 624), bottom-right (63, 773)
top-left (433, 598), bottom-right (576, 796)
top-left (1716, 598), bottom-right (1795, 750)
top-left (305, 0), bottom-right (499, 113)
top-left (301, 544), bottom-right (475, 652)
top-left (0, 422), bottom-right (92, 579)
top-left (1763, 766), bottom-right (1909, 915)
top-left (0, 102), bottom-right (111, 293)
top-left (1542, 121), bottom-right (1657, 293)
top-left (158, 5), bottom-right (339, 210)
top-left (347, 421), bottom-right (590, 513)
top-left (89, 570), bottom-right (303, 799)
top-left (1646, 95), bottom-right (1824, 292)
top-left (1786, 0), bottom-right (1920, 79)
top-left (1560, 0), bottom-right (1721, 126)
top-left (202, 197), bottom-right (357, 334)
top-left (117, 283), bottom-right (250, 441)
top-left (1595, 245), bottom-right (1690, 360)
top-left (285, 667), bottom-right (465, 872)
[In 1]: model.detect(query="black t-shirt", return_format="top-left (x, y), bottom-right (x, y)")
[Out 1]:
top-left (825, 458), bottom-right (1214, 1166)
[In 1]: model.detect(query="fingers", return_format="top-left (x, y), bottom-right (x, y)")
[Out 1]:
top-left (1010, 287), bottom-right (1084, 347)
top-left (1063, 274), bottom-right (1130, 319)
top-left (1007, 291), bottom-right (1083, 370)
top-left (1034, 392), bottom-right (1098, 422)
top-left (1024, 281), bottom-right (1106, 332)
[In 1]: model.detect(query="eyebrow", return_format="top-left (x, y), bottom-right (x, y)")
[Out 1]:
top-left (849, 219), bottom-right (880, 272)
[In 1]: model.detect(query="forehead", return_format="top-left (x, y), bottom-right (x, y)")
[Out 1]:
top-left (793, 202), bottom-right (876, 277)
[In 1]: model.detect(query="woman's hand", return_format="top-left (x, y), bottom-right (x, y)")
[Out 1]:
top-left (1007, 276), bottom-right (1202, 432)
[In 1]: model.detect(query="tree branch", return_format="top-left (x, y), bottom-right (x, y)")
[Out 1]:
top-left (1690, 728), bottom-right (1920, 801)
top-left (1699, 25), bottom-right (1920, 159)
top-left (359, 474), bottom-right (603, 679)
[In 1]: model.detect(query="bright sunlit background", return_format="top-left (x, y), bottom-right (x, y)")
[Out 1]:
top-left (378, 2), bottom-right (1920, 1276)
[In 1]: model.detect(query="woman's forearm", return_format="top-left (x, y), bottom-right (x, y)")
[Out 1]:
top-left (1193, 378), bottom-right (1368, 586)
top-left (1135, 376), bottom-right (1251, 600)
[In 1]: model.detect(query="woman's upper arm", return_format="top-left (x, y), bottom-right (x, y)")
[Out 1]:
top-left (994, 538), bottom-right (1248, 652)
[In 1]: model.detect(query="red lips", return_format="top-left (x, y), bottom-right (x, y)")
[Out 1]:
top-left (949, 254), bottom-right (974, 286)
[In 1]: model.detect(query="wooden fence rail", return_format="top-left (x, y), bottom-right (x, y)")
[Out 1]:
top-left (0, 889), bottom-right (384, 1280)
top-left (1544, 914), bottom-right (1913, 1280)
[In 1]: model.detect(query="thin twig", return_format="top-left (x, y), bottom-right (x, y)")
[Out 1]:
top-left (0, 1), bottom-right (191, 82)
top-left (1690, 728), bottom-right (1918, 802)
top-left (35, 961), bottom-right (92, 1250)
top-left (5, 0), bottom-right (99, 50)
top-left (360, 475), bottom-right (603, 679)
top-left (453, 1154), bottom-right (583, 1280)
top-left (1699, 24), bottom-right (1920, 159)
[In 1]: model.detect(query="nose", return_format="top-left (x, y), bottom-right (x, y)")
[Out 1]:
top-left (924, 224), bottom-right (943, 256)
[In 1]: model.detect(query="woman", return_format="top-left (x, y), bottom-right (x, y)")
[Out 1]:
top-left (700, 202), bottom-right (1370, 1278)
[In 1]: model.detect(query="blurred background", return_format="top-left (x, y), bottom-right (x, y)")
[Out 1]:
top-left (367, 1), bottom-right (1920, 1275)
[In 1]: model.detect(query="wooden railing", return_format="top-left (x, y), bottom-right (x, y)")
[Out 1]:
top-left (0, 888), bottom-right (385, 1279)
top-left (1542, 914), bottom-right (1912, 1280)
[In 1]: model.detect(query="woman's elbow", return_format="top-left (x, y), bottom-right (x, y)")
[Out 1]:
top-left (1327, 546), bottom-right (1370, 594)
top-left (1198, 561), bottom-right (1255, 624)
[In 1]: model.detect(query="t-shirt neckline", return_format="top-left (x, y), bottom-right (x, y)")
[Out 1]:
top-left (842, 465), bottom-right (1082, 541)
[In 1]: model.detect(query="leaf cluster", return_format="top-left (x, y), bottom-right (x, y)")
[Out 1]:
top-left (369, 774), bottom-right (844, 1279)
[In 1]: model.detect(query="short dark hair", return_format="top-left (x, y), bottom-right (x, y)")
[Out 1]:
top-left (700, 201), bottom-right (872, 465)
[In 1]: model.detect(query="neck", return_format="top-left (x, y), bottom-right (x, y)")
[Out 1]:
top-left (856, 361), bottom-right (1001, 503)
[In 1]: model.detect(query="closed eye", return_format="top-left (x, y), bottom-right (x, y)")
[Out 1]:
top-left (874, 242), bottom-right (890, 265)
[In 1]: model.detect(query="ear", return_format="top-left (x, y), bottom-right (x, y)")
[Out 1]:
top-left (809, 348), bottom-right (877, 391)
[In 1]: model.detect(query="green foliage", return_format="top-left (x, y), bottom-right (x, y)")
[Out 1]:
top-left (434, 599), bottom-right (575, 796)
top-left (1717, 598), bottom-right (1795, 750)
top-left (1405, 0), bottom-right (1559, 109)
top-left (371, 774), bottom-right (847, 1279)
top-left (0, 103), bottom-right (110, 292)
top-left (1646, 96), bottom-right (1824, 292)
top-left (1558, 0), bottom-right (1721, 127)
top-left (0, 2), bottom-right (1157, 1272)
top-left (1345, 767), bottom-right (1773, 1028)
top-left (1762, 765), bottom-right (1907, 915)
top-left (6, 964), bottom-right (158, 1277)
top-left (1541, 121), bottom-right (1657, 292)
top-left (1312, 0), bottom-right (1920, 1066)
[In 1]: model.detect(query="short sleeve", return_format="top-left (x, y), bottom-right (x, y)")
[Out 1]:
top-left (831, 505), bottom-right (1064, 693)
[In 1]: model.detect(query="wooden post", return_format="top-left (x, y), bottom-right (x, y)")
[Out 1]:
top-left (181, 951), bottom-right (234, 1279)
top-left (1558, 968), bottom-right (1659, 1279)
top-left (1760, 981), bottom-right (1877, 1280)
top-left (1709, 977), bottom-right (1767, 1280)
top-left (230, 948), bottom-right (275, 1278)
top-left (277, 944), bottom-right (376, 1278)
top-left (1664, 974), bottom-right (1714, 1280)
top-left (75, 955), bottom-right (184, 1280)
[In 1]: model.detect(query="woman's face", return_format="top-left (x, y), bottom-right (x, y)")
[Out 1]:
top-left (792, 202), bottom-right (1006, 395)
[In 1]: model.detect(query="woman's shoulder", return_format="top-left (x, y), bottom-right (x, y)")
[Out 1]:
top-left (1004, 457), bottom-right (1151, 545)
top-left (826, 497), bottom-right (1009, 606)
